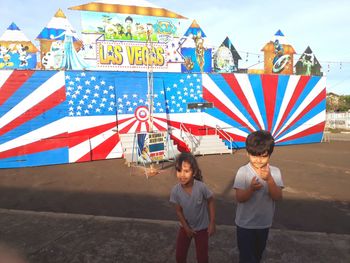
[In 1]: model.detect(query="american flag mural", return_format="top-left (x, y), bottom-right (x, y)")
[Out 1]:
top-left (0, 70), bottom-right (124, 168)
top-left (202, 73), bottom-right (326, 147)
top-left (65, 71), bottom-right (122, 163)
top-left (0, 70), bottom-right (326, 168)
top-left (0, 70), bottom-right (69, 168)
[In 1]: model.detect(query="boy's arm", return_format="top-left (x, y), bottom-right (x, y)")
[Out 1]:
top-left (235, 188), bottom-right (253, 202)
top-left (259, 165), bottom-right (283, 201)
top-left (207, 196), bottom-right (216, 236)
top-left (265, 175), bottom-right (283, 200)
top-left (235, 177), bottom-right (262, 202)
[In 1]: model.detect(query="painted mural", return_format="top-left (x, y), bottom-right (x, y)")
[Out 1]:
top-left (0, 1), bottom-right (324, 76)
top-left (71, 0), bottom-right (199, 72)
top-left (180, 20), bottom-right (212, 73)
top-left (262, 30), bottom-right (295, 75)
top-left (295, 46), bottom-right (322, 76)
top-left (0, 23), bottom-right (38, 69)
top-left (36, 9), bottom-right (86, 70)
top-left (80, 12), bottom-right (182, 42)
top-left (213, 37), bottom-right (241, 73)
top-left (0, 70), bottom-right (326, 168)
top-left (0, 0), bottom-right (327, 168)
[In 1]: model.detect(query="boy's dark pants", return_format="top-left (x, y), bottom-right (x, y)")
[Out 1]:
top-left (236, 226), bottom-right (269, 263)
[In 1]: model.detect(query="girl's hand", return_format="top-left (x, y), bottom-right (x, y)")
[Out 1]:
top-left (184, 226), bottom-right (196, 238)
top-left (208, 222), bottom-right (216, 236)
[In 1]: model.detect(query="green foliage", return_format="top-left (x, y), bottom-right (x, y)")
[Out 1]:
top-left (326, 94), bottom-right (350, 112)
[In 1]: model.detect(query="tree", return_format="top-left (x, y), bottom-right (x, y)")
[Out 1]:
top-left (326, 93), bottom-right (350, 112)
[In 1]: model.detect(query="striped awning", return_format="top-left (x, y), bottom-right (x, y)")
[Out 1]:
top-left (69, 0), bottom-right (187, 19)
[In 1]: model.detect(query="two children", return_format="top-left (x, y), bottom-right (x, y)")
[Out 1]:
top-left (170, 130), bottom-right (283, 263)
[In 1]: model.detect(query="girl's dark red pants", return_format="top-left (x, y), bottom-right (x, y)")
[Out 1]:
top-left (176, 227), bottom-right (208, 263)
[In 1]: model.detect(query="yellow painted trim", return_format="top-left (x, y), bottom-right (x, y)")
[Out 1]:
top-left (69, 3), bottom-right (187, 19)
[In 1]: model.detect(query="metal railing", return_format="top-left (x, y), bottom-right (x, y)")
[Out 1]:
top-left (215, 125), bottom-right (237, 153)
top-left (180, 123), bottom-right (199, 152)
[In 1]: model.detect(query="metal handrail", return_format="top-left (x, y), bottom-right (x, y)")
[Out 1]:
top-left (180, 123), bottom-right (199, 152)
top-left (215, 125), bottom-right (236, 153)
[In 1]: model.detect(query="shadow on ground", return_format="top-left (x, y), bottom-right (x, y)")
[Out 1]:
top-left (0, 185), bottom-right (349, 234)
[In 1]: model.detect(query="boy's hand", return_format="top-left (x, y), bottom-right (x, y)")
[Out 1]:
top-left (250, 176), bottom-right (263, 191)
top-left (259, 164), bottom-right (271, 181)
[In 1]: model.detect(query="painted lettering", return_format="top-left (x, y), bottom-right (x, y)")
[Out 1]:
top-left (99, 44), bottom-right (123, 65)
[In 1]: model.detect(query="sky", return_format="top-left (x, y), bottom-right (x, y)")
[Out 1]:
top-left (1, 0), bottom-right (349, 95)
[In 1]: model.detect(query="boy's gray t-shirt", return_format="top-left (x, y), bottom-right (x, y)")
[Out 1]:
top-left (233, 163), bottom-right (284, 229)
top-left (170, 179), bottom-right (213, 231)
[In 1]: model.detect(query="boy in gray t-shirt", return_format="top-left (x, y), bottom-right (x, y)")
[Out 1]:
top-left (233, 130), bottom-right (283, 263)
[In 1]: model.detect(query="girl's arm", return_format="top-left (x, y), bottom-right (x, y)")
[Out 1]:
top-left (174, 204), bottom-right (196, 237)
top-left (207, 196), bottom-right (216, 236)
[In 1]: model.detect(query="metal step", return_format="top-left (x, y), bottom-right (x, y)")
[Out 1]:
top-left (194, 135), bottom-right (233, 155)
top-left (119, 133), bottom-right (180, 163)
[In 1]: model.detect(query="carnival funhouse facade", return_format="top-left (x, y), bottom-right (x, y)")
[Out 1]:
top-left (0, 0), bottom-right (326, 168)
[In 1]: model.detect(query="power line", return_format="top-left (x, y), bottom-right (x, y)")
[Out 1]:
top-left (225, 48), bottom-right (350, 66)
top-left (327, 75), bottom-right (350, 89)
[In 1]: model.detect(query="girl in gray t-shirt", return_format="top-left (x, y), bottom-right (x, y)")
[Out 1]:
top-left (170, 152), bottom-right (215, 263)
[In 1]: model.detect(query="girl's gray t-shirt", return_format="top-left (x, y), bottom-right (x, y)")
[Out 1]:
top-left (233, 163), bottom-right (284, 229)
top-left (170, 179), bottom-right (213, 231)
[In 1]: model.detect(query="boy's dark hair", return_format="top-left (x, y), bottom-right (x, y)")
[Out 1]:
top-left (246, 130), bottom-right (275, 156)
top-left (175, 152), bottom-right (203, 181)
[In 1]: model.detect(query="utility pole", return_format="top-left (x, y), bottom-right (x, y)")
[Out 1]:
top-left (146, 25), bottom-right (154, 132)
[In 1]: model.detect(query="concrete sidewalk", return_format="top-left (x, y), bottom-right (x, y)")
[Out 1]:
top-left (0, 209), bottom-right (349, 263)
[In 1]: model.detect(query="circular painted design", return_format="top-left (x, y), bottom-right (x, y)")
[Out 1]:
top-left (135, 106), bottom-right (149, 122)
top-left (273, 54), bottom-right (290, 73)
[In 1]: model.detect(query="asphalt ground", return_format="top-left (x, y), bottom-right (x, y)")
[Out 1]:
top-left (0, 137), bottom-right (349, 262)
top-left (0, 209), bottom-right (349, 263)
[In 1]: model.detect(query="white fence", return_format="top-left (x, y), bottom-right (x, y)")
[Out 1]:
top-left (326, 112), bottom-right (350, 130)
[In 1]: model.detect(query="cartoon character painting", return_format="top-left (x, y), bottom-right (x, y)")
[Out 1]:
top-left (0, 45), bottom-right (13, 68)
top-left (0, 43), bottom-right (34, 69)
top-left (183, 57), bottom-right (194, 71)
top-left (135, 23), bottom-right (146, 40)
top-left (50, 26), bottom-right (88, 70)
top-left (125, 16), bottom-right (134, 40)
top-left (192, 31), bottom-right (205, 72)
top-left (41, 41), bottom-right (64, 69)
top-left (301, 53), bottom-right (315, 76)
top-left (272, 39), bottom-right (290, 73)
top-left (17, 44), bottom-right (31, 67)
top-left (214, 46), bottom-right (236, 73)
